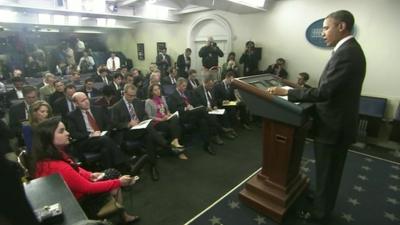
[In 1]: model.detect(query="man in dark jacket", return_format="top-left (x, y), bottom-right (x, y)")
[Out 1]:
top-left (268, 10), bottom-right (366, 223)
top-left (198, 37), bottom-right (224, 69)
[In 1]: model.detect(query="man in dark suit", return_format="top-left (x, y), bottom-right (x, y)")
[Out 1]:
top-left (198, 37), bottom-right (224, 69)
top-left (156, 47), bottom-right (172, 77)
top-left (94, 68), bottom-right (112, 85)
top-left (176, 48), bottom-right (191, 78)
top-left (110, 84), bottom-right (168, 181)
top-left (161, 67), bottom-right (178, 86)
top-left (168, 77), bottom-right (215, 154)
top-left (268, 10), bottom-right (366, 223)
top-left (109, 73), bottom-right (123, 99)
top-left (53, 84), bottom-right (76, 120)
top-left (81, 78), bottom-right (100, 99)
top-left (193, 75), bottom-right (236, 142)
top-left (214, 71), bottom-right (251, 130)
top-left (48, 80), bottom-right (65, 108)
top-left (9, 85), bottom-right (38, 146)
top-left (6, 77), bottom-right (24, 106)
top-left (66, 92), bottom-right (127, 169)
top-left (297, 72), bottom-right (312, 88)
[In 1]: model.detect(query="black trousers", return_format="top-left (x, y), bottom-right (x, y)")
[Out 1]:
top-left (154, 116), bottom-right (182, 140)
top-left (123, 125), bottom-right (167, 165)
top-left (313, 140), bottom-right (349, 218)
top-left (181, 108), bottom-right (212, 143)
top-left (77, 136), bottom-right (127, 168)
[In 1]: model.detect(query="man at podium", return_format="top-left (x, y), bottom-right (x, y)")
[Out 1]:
top-left (267, 10), bottom-right (366, 224)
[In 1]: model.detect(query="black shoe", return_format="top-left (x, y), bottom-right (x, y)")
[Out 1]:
top-left (297, 209), bottom-right (327, 224)
top-left (212, 136), bottom-right (224, 145)
top-left (151, 166), bottom-right (159, 181)
top-left (129, 155), bottom-right (148, 175)
top-left (243, 124), bottom-right (252, 130)
top-left (203, 143), bottom-right (216, 155)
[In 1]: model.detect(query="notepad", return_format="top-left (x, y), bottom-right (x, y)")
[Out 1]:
top-left (168, 111), bottom-right (179, 120)
top-left (130, 119), bottom-right (152, 130)
top-left (222, 101), bottom-right (237, 107)
top-left (208, 109), bottom-right (225, 115)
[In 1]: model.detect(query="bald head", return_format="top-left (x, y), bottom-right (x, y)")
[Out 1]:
top-left (72, 92), bottom-right (90, 110)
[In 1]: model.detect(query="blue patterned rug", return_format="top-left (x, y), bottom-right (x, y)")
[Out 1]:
top-left (186, 144), bottom-right (400, 225)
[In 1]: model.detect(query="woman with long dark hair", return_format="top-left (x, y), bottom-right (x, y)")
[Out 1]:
top-left (30, 117), bottom-right (139, 223)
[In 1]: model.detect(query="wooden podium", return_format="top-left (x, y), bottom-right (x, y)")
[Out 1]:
top-left (232, 74), bottom-right (313, 223)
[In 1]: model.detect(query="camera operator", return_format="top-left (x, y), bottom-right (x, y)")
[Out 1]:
top-left (198, 37), bottom-right (224, 70)
top-left (239, 41), bottom-right (260, 76)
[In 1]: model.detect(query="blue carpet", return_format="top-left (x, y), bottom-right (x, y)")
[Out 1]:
top-left (187, 143), bottom-right (400, 225)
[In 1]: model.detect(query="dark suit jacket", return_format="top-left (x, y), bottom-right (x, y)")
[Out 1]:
top-left (193, 85), bottom-right (217, 108)
top-left (110, 98), bottom-right (147, 130)
top-left (161, 75), bottom-right (176, 86)
top-left (213, 81), bottom-right (236, 107)
top-left (186, 79), bottom-right (199, 91)
top-left (156, 54), bottom-right (172, 76)
top-left (81, 88), bottom-right (101, 99)
top-left (66, 106), bottom-right (111, 141)
top-left (8, 102), bottom-right (27, 137)
top-left (167, 89), bottom-right (194, 116)
top-left (288, 38), bottom-right (366, 145)
top-left (94, 75), bottom-right (112, 85)
top-left (48, 91), bottom-right (65, 108)
top-left (176, 54), bottom-right (191, 78)
top-left (53, 97), bottom-right (71, 119)
top-left (108, 83), bottom-right (122, 99)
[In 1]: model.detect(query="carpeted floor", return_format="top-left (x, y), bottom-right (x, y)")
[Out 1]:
top-left (122, 125), bottom-right (263, 225)
top-left (187, 143), bottom-right (400, 225)
top-left (121, 125), bottom-right (400, 225)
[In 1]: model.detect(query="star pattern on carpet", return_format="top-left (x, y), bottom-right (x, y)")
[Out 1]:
top-left (341, 213), bottom-right (355, 222)
top-left (361, 165), bottom-right (371, 171)
top-left (386, 197), bottom-right (399, 205)
top-left (364, 158), bottom-right (374, 162)
top-left (389, 185), bottom-right (399, 192)
top-left (209, 216), bottom-right (222, 225)
top-left (228, 201), bottom-right (240, 209)
top-left (357, 175), bottom-right (368, 181)
top-left (391, 165), bottom-right (400, 170)
top-left (353, 185), bottom-right (365, 192)
top-left (301, 166), bottom-right (310, 173)
top-left (389, 174), bottom-right (400, 180)
top-left (348, 198), bottom-right (360, 206)
top-left (254, 215), bottom-right (266, 224)
top-left (390, 149), bottom-right (400, 158)
top-left (384, 212), bottom-right (399, 221)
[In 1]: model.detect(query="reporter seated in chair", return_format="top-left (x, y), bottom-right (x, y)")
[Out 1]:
top-left (66, 92), bottom-right (128, 169)
top-left (214, 71), bottom-right (251, 130)
top-left (145, 84), bottom-right (188, 160)
top-left (110, 84), bottom-right (170, 181)
top-left (30, 117), bottom-right (139, 223)
top-left (23, 100), bottom-right (52, 152)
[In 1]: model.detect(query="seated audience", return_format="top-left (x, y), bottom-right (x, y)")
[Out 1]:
top-left (53, 84), bottom-right (76, 119)
top-left (95, 67), bottom-right (112, 85)
top-left (69, 71), bottom-right (81, 86)
top-left (109, 73), bottom-right (123, 99)
top-left (94, 85), bottom-right (118, 108)
top-left (138, 70), bottom-right (162, 99)
top-left (39, 73), bottom-right (56, 101)
top-left (77, 51), bottom-right (95, 73)
top-left (214, 71), bottom-right (251, 130)
top-left (193, 75), bottom-right (236, 142)
top-left (145, 84), bottom-right (187, 160)
top-left (167, 78), bottom-right (215, 155)
top-left (9, 85), bottom-right (38, 146)
top-left (110, 84), bottom-right (170, 181)
top-left (221, 52), bottom-right (239, 79)
top-left (162, 67), bottom-right (178, 86)
top-left (6, 76), bottom-right (24, 106)
top-left (0, 108), bottom-right (14, 156)
top-left (297, 72), bottom-right (311, 88)
top-left (48, 80), bottom-right (65, 109)
top-left (66, 92), bottom-right (128, 169)
top-left (23, 100), bottom-right (52, 152)
top-left (31, 117), bottom-right (139, 223)
top-left (264, 58), bottom-right (288, 79)
top-left (81, 78), bottom-right (100, 99)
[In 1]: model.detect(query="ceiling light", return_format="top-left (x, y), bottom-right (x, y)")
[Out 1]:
top-left (228, 0), bottom-right (265, 8)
